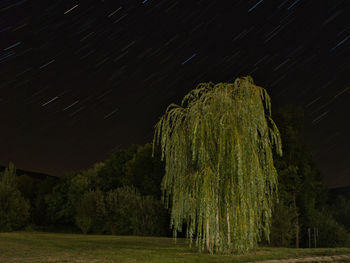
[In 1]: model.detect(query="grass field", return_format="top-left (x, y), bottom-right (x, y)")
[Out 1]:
top-left (0, 232), bottom-right (350, 263)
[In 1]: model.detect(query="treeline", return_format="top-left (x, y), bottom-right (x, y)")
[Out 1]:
top-left (0, 106), bottom-right (349, 247)
top-left (0, 144), bottom-right (170, 236)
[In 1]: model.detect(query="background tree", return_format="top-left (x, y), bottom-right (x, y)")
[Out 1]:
top-left (44, 173), bottom-right (75, 229)
top-left (31, 176), bottom-right (57, 227)
top-left (271, 105), bottom-right (347, 248)
top-left (154, 76), bottom-right (282, 253)
top-left (68, 171), bottom-right (93, 209)
top-left (97, 146), bottom-right (137, 192)
top-left (0, 163), bottom-right (30, 231)
top-left (272, 106), bottom-right (319, 247)
top-left (125, 143), bottom-right (164, 199)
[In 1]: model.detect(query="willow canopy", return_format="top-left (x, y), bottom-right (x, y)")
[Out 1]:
top-left (153, 76), bottom-right (282, 253)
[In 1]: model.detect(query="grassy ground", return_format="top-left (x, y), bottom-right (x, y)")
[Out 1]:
top-left (0, 232), bottom-right (349, 263)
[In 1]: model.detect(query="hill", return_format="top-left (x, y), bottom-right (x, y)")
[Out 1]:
top-left (0, 164), bottom-right (56, 180)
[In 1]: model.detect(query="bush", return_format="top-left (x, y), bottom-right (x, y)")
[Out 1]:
top-left (310, 209), bottom-right (349, 247)
top-left (105, 186), bottom-right (139, 235)
top-left (332, 195), bottom-right (350, 232)
top-left (105, 186), bottom-right (168, 236)
top-left (75, 216), bottom-right (92, 234)
top-left (133, 195), bottom-right (169, 236)
top-left (75, 189), bottom-right (106, 234)
top-left (270, 200), bottom-right (298, 247)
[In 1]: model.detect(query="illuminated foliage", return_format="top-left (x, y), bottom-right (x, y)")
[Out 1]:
top-left (154, 76), bottom-right (282, 253)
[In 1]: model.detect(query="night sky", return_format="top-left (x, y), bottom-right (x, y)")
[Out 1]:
top-left (1, 0), bottom-right (350, 187)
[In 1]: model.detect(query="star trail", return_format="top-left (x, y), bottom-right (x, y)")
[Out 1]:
top-left (1, 0), bottom-right (350, 187)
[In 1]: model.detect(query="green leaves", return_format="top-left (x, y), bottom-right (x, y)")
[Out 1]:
top-left (154, 76), bottom-right (282, 253)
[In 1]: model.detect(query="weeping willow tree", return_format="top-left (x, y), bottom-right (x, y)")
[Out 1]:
top-left (153, 76), bottom-right (282, 253)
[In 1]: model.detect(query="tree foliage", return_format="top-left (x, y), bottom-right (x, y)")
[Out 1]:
top-left (97, 147), bottom-right (137, 192)
top-left (125, 143), bottom-right (164, 199)
top-left (154, 76), bottom-right (282, 253)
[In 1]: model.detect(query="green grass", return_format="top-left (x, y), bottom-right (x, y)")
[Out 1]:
top-left (0, 232), bottom-right (349, 263)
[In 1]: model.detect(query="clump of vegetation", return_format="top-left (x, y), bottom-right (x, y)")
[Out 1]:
top-left (105, 186), bottom-right (167, 236)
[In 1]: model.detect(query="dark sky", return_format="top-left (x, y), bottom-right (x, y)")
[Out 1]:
top-left (1, 0), bottom-right (350, 187)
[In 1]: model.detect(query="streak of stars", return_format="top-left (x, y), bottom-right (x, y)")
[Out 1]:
top-left (0, 0), bottom-right (350, 187)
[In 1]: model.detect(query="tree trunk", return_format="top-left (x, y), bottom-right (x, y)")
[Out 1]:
top-left (227, 206), bottom-right (231, 245)
top-left (206, 218), bottom-right (210, 252)
top-left (215, 208), bottom-right (219, 252)
top-left (296, 221), bottom-right (299, 248)
top-left (294, 194), bottom-right (299, 248)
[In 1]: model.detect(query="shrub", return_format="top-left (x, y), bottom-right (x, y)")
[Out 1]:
top-left (310, 209), bottom-right (349, 247)
top-left (105, 186), bottom-right (168, 236)
top-left (270, 200), bottom-right (298, 247)
top-left (75, 189), bottom-right (106, 234)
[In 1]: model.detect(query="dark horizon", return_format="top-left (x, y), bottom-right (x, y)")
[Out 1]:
top-left (1, 0), bottom-right (350, 188)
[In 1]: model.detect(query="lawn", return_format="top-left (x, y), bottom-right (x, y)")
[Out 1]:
top-left (0, 232), bottom-right (349, 263)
